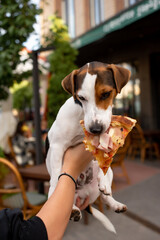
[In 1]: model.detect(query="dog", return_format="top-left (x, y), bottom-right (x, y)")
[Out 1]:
top-left (46, 61), bottom-right (130, 232)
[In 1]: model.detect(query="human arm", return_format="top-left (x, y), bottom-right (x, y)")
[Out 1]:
top-left (36, 143), bottom-right (93, 240)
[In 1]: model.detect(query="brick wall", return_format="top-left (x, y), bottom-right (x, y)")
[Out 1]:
top-left (40, 0), bottom-right (127, 39)
top-left (104, 0), bottom-right (116, 20)
top-left (54, 1), bottom-right (62, 17)
top-left (115, 0), bottom-right (125, 13)
top-left (40, 0), bottom-right (55, 45)
top-left (75, 0), bottom-right (90, 36)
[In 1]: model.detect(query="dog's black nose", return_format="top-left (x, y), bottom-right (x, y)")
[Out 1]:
top-left (89, 123), bottom-right (103, 134)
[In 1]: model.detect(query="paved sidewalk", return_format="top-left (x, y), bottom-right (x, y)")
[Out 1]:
top-left (114, 173), bottom-right (160, 228)
top-left (63, 159), bottom-right (160, 240)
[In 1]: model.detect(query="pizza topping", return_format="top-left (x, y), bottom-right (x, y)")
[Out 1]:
top-left (86, 131), bottom-right (114, 153)
top-left (91, 135), bottom-right (99, 148)
top-left (99, 132), bottom-right (113, 152)
top-left (109, 127), bottom-right (124, 146)
top-left (88, 131), bottom-right (114, 153)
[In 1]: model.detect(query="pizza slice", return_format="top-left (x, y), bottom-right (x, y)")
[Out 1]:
top-left (80, 115), bottom-right (136, 175)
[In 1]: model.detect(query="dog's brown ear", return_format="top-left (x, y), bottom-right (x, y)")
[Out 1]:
top-left (61, 69), bottom-right (79, 97)
top-left (107, 64), bottom-right (131, 93)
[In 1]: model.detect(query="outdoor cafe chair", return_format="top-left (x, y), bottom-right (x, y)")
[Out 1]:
top-left (0, 157), bottom-right (47, 220)
top-left (127, 123), bottom-right (160, 162)
top-left (111, 135), bottom-right (130, 184)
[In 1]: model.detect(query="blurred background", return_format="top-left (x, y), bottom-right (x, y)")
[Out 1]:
top-left (0, 0), bottom-right (160, 239)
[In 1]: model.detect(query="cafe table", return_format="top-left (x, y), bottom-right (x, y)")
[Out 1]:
top-left (19, 163), bottom-right (50, 182)
top-left (19, 163), bottom-right (50, 194)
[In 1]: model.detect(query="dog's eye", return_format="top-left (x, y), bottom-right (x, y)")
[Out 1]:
top-left (78, 95), bottom-right (87, 101)
top-left (100, 91), bottom-right (112, 100)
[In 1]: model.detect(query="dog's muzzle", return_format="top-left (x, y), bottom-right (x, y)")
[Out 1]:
top-left (89, 122), bottom-right (104, 134)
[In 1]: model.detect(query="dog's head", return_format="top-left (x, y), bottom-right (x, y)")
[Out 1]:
top-left (62, 62), bottom-right (130, 134)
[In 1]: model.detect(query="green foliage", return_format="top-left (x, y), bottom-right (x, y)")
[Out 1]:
top-left (48, 15), bottom-right (70, 43)
top-left (47, 15), bottom-right (78, 127)
top-left (0, 162), bottom-right (9, 181)
top-left (0, 147), bottom-right (8, 181)
top-left (0, 0), bottom-right (42, 100)
top-left (0, 147), bottom-right (5, 158)
top-left (11, 80), bottom-right (33, 110)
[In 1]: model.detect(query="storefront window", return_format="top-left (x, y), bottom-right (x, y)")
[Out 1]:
top-left (125, 0), bottom-right (143, 8)
top-left (129, 0), bottom-right (137, 5)
top-left (113, 62), bottom-right (141, 120)
top-left (90, 0), bottom-right (104, 27)
top-left (62, 0), bottom-right (75, 38)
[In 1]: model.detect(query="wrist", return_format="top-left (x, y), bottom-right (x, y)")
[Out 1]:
top-left (61, 166), bottom-right (79, 181)
top-left (58, 173), bottom-right (77, 189)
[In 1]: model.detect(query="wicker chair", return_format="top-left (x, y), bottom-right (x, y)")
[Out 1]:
top-left (0, 157), bottom-right (47, 219)
top-left (128, 123), bottom-right (160, 162)
top-left (111, 135), bottom-right (130, 183)
top-left (7, 137), bottom-right (18, 166)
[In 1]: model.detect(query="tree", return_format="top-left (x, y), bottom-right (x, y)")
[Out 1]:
top-left (11, 80), bottom-right (33, 111)
top-left (0, 0), bottom-right (42, 99)
top-left (47, 15), bottom-right (78, 127)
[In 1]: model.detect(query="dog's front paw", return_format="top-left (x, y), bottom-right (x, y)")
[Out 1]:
top-left (70, 208), bottom-right (82, 221)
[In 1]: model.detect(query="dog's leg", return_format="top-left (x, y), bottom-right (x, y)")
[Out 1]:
top-left (70, 204), bottom-right (82, 222)
top-left (46, 144), bottom-right (82, 221)
top-left (101, 194), bottom-right (127, 213)
top-left (98, 167), bottom-right (113, 195)
top-left (98, 167), bottom-right (127, 213)
top-left (46, 144), bottom-right (65, 198)
top-left (69, 194), bottom-right (82, 222)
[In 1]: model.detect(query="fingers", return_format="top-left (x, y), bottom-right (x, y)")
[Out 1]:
top-left (76, 196), bottom-right (90, 210)
top-left (62, 144), bottom-right (93, 179)
top-left (66, 143), bottom-right (93, 165)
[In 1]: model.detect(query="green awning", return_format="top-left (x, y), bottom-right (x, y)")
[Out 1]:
top-left (72, 0), bottom-right (160, 49)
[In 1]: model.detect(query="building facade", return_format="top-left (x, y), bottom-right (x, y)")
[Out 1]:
top-left (40, 0), bottom-right (141, 39)
top-left (40, 0), bottom-right (160, 131)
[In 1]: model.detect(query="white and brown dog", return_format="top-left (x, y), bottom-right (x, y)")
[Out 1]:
top-left (46, 62), bottom-right (130, 233)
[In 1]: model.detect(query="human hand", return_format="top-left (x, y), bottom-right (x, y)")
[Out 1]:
top-left (76, 196), bottom-right (90, 210)
top-left (62, 143), bottom-right (93, 180)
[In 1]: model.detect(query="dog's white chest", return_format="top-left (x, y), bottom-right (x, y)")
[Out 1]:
top-left (48, 97), bottom-right (84, 148)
